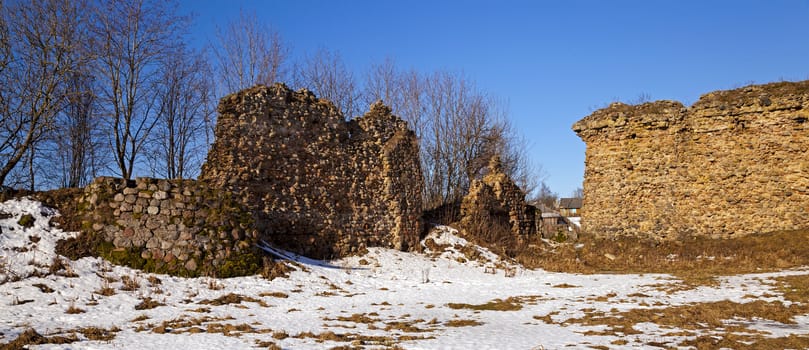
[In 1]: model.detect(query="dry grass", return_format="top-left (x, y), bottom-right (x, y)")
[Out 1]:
top-left (775, 274), bottom-right (809, 303)
top-left (562, 299), bottom-right (809, 348)
top-left (447, 297), bottom-right (523, 311)
top-left (0, 328), bottom-right (78, 349)
top-left (513, 229), bottom-right (809, 283)
top-left (131, 314), bottom-right (150, 322)
top-left (32, 283), bottom-right (54, 293)
top-left (94, 279), bottom-right (116, 296)
top-left (134, 297), bottom-right (164, 310)
top-left (258, 291), bottom-right (289, 298)
top-left (199, 293), bottom-right (268, 307)
top-left (206, 278), bottom-right (224, 290)
top-left (65, 303), bottom-right (85, 314)
top-left (49, 257), bottom-right (78, 278)
top-left (326, 313), bottom-right (381, 325)
top-left (120, 275), bottom-right (140, 291)
top-left (383, 321), bottom-right (430, 333)
top-left (445, 319), bottom-right (483, 327)
top-left (78, 326), bottom-right (119, 341)
top-left (289, 329), bottom-right (432, 347)
top-left (255, 340), bottom-right (283, 350)
top-left (680, 333), bottom-right (809, 349)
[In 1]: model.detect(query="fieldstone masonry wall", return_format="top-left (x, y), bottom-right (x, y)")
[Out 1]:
top-left (200, 84), bottom-right (422, 258)
top-left (79, 177), bottom-right (258, 276)
top-left (574, 81), bottom-right (809, 239)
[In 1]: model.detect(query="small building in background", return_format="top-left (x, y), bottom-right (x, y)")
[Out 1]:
top-left (559, 198), bottom-right (582, 217)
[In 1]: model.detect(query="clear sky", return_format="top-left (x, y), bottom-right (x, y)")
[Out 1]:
top-left (181, 0), bottom-right (809, 197)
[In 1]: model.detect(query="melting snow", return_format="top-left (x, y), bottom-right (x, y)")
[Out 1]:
top-left (0, 198), bottom-right (807, 349)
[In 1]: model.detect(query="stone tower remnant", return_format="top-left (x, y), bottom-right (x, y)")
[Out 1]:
top-left (573, 80), bottom-right (809, 239)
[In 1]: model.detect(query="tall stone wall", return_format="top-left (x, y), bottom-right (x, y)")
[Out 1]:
top-left (573, 80), bottom-right (809, 239)
top-left (200, 84), bottom-right (422, 258)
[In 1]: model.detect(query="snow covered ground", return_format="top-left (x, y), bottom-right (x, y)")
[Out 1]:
top-left (1, 198), bottom-right (808, 349)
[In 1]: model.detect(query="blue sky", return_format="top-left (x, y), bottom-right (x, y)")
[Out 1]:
top-left (182, 0), bottom-right (809, 197)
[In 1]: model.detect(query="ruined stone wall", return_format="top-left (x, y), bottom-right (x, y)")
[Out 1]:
top-left (460, 156), bottom-right (536, 238)
top-left (573, 81), bottom-right (809, 239)
top-left (200, 84), bottom-right (422, 258)
top-left (78, 177), bottom-right (260, 277)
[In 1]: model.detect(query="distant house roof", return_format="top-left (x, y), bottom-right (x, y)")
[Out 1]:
top-left (541, 212), bottom-right (561, 218)
top-left (559, 198), bottom-right (582, 209)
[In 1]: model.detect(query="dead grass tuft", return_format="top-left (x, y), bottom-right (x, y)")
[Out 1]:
top-left (0, 328), bottom-right (78, 349)
top-left (32, 283), bottom-right (54, 293)
top-left (134, 297), bottom-right (164, 310)
top-left (384, 321), bottom-right (430, 333)
top-left (131, 314), bottom-right (150, 322)
top-left (258, 291), bottom-right (289, 298)
top-left (262, 260), bottom-right (293, 280)
top-left (445, 319), bottom-right (483, 327)
top-left (120, 275), bottom-right (140, 291)
top-left (447, 297), bottom-right (523, 311)
top-left (255, 340), bottom-right (283, 350)
top-left (94, 279), bottom-right (116, 296)
top-left (79, 326), bottom-right (119, 341)
top-left (199, 293), bottom-right (267, 307)
top-left (65, 303), bottom-right (85, 314)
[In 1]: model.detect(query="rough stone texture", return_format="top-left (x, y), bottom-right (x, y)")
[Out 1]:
top-left (79, 177), bottom-right (258, 276)
top-left (460, 156), bottom-right (536, 237)
top-left (200, 84), bottom-right (422, 258)
top-left (573, 80), bottom-right (809, 239)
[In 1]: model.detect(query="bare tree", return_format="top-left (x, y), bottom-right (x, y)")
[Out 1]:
top-left (212, 10), bottom-right (289, 94)
top-left (421, 71), bottom-right (508, 207)
top-left (364, 57), bottom-right (402, 108)
top-left (147, 45), bottom-right (213, 180)
top-left (91, 0), bottom-right (188, 180)
top-left (571, 187), bottom-right (584, 199)
top-left (362, 61), bottom-right (541, 209)
top-left (0, 0), bottom-right (84, 187)
top-left (293, 48), bottom-right (361, 119)
top-left (533, 181), bottom-right (559, 209)
top-left (50, 71), bottom-right (102, 188)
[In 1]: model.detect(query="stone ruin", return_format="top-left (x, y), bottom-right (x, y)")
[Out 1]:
top-left (574, 80), bottom-right (809, 240)
top-left (200, 84), bottom-right (423, 258)
top-left (459, 156), bottom-right (537, 243)
top-left (76, 83), bottom-right (423, 275)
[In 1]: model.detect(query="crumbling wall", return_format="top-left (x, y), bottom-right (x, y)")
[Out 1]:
top-left (460, 156), bottom-right (536, 240)
top-left (200, 84), bottom-right (422, 258)
top-left (573, 80), bottom-right (809, 239)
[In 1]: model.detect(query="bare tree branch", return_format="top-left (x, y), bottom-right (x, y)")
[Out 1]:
top-left (91, 0), bottom-right (189, 180)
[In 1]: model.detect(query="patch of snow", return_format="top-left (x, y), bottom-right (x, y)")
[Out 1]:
top-left (0, 199), bottom-right (808, 349)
